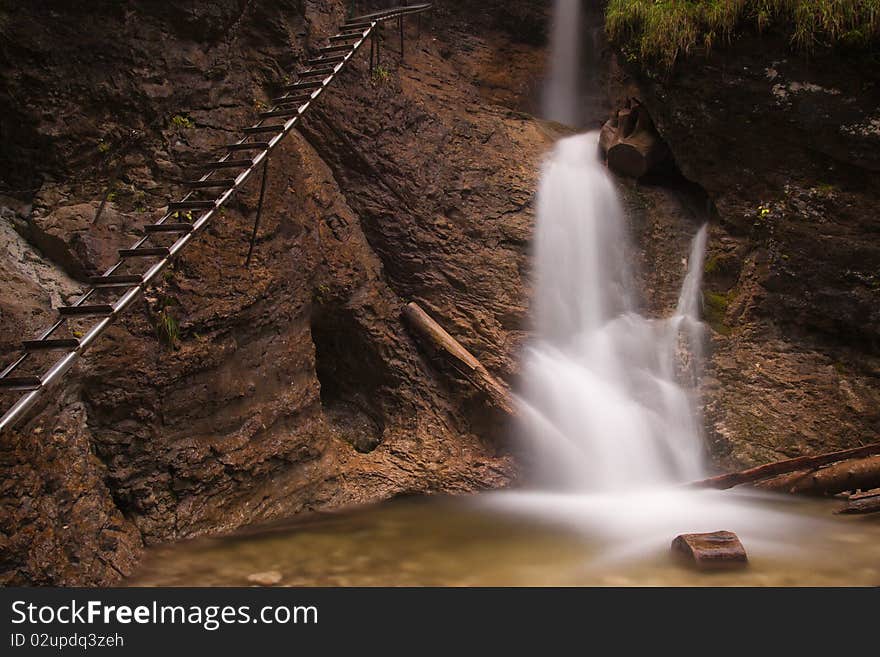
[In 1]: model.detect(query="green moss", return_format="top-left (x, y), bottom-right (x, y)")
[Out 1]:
top-left (703, 289), bottom-right (733, 334)
top-left (704, 254), bottom-right (722, 275)
top-left (606, 0), bottom-right (880, 68)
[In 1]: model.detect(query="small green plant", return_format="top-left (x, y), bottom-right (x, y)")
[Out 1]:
top-left (815, 182), bottom-right (837, 197)
top-left (372, 65), bottom-right (391, 85)
top-left (170, 114), bottom-right (194, 129)
top-left (754, 203), bottom-right (774, 226)
top-left (97, 140), bottom-right (110, 154)
top-left (156, 309), bottom-right (180, 348)
top-left (106, 191), bottom-right (117, 203)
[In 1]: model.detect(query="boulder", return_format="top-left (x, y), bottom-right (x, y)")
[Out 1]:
top-left (671, 531), bottom-right (748, 570)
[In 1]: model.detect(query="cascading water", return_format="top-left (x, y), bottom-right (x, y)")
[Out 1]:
top-left (542, 0), bottom-right (582, 126)
top-left (485, 1), bottom-right (820, 560)
top-left (520, 132), bottom-right (707, 492)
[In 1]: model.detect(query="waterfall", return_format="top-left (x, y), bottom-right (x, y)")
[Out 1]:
top-left (519, 133), bottom-right (707, 491)
top-left (483, 0), bottom-right (818, 561)
top-left (542, 0), bottom-right (582, 126)
top-left (486, 135), bottom-right (811, 559)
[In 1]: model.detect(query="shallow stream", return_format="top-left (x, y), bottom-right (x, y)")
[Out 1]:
top-left (128, 493), bottom-right (879, 587)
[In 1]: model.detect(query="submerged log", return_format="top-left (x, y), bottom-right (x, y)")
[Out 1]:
top-left (671, 531), bottom-right (748, 571)
top-left (690, 442), bottom-right (880, 491)
top-left (402, 302), bottom-right (518, 417)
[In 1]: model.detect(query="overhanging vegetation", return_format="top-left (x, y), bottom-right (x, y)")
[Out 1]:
top-left (606, 0), bottom-right (880, 68)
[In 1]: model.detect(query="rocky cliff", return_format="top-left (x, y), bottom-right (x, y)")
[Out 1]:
top-left (3, 0), bottom-right (878, 586)
top-left (0, 0), bottom-right (555, 585)
top-left (605, 29), bottom-right (880, 469)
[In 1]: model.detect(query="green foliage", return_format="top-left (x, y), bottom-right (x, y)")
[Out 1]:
top-left (606, 0), bottom-right (880, 68)
top-left (170, 114), bottom-right (195, 129)
top-left (97, 139), bottom-right (111, 154)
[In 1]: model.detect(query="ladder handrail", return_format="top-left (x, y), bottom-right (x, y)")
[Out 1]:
top-left (0, 3), bottom-right (432, 433)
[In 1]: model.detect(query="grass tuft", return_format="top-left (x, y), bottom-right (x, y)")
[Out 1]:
top-left (606, 0), bottom-right (880, 68)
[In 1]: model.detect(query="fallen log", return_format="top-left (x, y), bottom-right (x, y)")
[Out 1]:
top-left (689, 442), bottom-right (880, 491)
top-left (402, 302), bottom-right (518, 417)
top-left (837, 490), bottom-right (880, 515)
top-left (599, 98), bottom-right (671, 179)
top-left (757, 455), bottom-right (880, 496)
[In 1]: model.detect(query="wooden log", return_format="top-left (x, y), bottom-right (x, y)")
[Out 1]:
top-left (690, 442), bottom-right (880, 490)
top-left (757, 455), bottom-right (880, 496)
top-left (402, 302), bottom-right (518, 417)
top-left (600, 99), bottom-right (670, 178)
top-left (836, 489), bottom-right (880, 515)
top-left (671, 531), bottom-right (748, 570)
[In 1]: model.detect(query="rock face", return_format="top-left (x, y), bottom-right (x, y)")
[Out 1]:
top-left (0, 0), bottom-right (555, 585)
top-left (607, 33), bottom-right (880, 471)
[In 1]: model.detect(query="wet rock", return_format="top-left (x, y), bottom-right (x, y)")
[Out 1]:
top-left (611, 31), bottom-right (880, 471)
top-left (0, 0), bottom-right (541, 584)
top-left (671, 531), bottom-right (748, 571)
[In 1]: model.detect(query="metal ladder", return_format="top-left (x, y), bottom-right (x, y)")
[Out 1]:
top-left (0, 3), bottom-right (433, 433)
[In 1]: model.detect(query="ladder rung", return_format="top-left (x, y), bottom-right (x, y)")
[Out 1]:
top-left (144, 222), bottom-right (193, 234)
top-left (22, 338), bottom-right (80, 351)
top-left (271, 94), bottom-right (312, 105)
top-left (330, 34), bottom-right (362, 42)
top-left (0, 376), bottom-right (42, 391)
top-left (298, 67), bottom-right (335, 77)
top-left (119, 247), bottom-right (170, 258)
top-left (243, 124), bottom-right (285, 135)
top-left (342, 21), bottom-right (372, 30)
top-left (199, 159), bottom-right (254, 169)
top-left (168, 200), bottom-right (215, 210)
top-left (225, 142), bottom-right (270, 151)
top-left (88, 275), bottom-right (142, 288)
top-left (185, 178), bottom-right (236, 188)
top-left (317, 44), bottom-right (353, 54)
top-left (58, 304), bottom-right (114, 317)
top-left (260, 109), bottom-right (301, 119)
top-left (308, 56), bottom-right (345, 66)
top-left (285, 80), bottom-right (322, 91)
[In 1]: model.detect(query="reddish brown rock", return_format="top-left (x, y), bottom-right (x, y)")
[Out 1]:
top-left (0, 0), bottom-right (552, 585)
top-left (671, 531), bottom-right (748, 571)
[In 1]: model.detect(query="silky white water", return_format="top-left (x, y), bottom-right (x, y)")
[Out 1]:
top-left (542, 0), bottom-right (582, 125)
top-left (485, 132), bottom-right (822, 561)
top-left (521, 133), bottom-right (707, 491)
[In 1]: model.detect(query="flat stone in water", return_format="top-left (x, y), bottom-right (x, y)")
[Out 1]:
top-left (247, 570), bottom-right (283, 586)
top-left (671, 531), bottom-right (748, 571)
